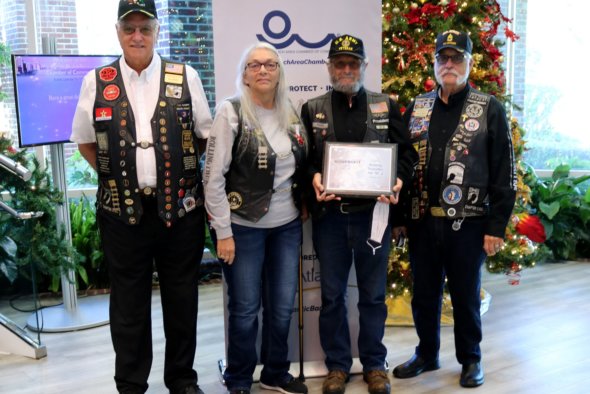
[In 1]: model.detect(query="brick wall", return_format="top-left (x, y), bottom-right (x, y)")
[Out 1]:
top-left (497, 0), bottom-right (527, 122)
top-left (0, 0), bottom-right (78, 146)
top-left (0, 0), bottom-right (215, 151)
top-left (157, 0), bottom-right (215, 109)
top-left (0, 1), bottom-right (27, 142)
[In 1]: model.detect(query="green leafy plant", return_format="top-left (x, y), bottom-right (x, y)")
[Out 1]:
top-left (70, 195), bottom-right (108, 289)
top-left (66, 150), bottom-right (98, 187)
top-left (525, 163), bottom-right (590, 260)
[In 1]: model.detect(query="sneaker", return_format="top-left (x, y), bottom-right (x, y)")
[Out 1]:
top-left (260, 377), bottom-right (308, 394)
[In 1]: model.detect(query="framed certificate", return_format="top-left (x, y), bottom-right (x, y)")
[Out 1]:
top-left (322, 142), bottom-right (398, 197)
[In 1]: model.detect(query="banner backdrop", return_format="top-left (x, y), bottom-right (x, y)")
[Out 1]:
top-left (212, 0), bottom-right (382, 111)
top-left (213, 0), bottom-right (382, 379)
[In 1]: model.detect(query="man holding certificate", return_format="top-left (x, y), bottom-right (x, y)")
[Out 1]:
top-left (300, 34), bottom-right (417, 394)
top-left (392, 30), bottom-right (516, 388)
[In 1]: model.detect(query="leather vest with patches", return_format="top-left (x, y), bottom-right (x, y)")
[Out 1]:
top-left (93, 57), bottom-right (202, 227)
top-left (306, 90), bottom-right (392, 167)
top-left (220, 99), bottom-right (307, 222)
top-left (407, 89), bottom-right (491, 220)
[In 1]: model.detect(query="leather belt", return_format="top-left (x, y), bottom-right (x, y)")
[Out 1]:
top-left (430, 206), bottom-right (445, 217)
top-left (337, 202), bottom-right (374, 214)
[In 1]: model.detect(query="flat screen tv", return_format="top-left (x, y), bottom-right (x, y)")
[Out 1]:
top-left (11, 54), bottom-right (119, 148)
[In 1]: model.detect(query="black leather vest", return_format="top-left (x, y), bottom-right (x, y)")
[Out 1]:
top-left (306, 90), bottom-right (392, 167)
top-left (408, 88), bottom-right (492, 220)
top-left (221, 99), bottom-right (307, 222)
top-left (93, 57), bottom-right (202, 227)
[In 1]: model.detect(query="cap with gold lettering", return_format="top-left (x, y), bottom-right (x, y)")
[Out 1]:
top-left (118, 0), bottom-right (158, 20)
top-left (435, 30), bottom-right (472, 54)
top-left (328, 34), bottom-right (365, 60)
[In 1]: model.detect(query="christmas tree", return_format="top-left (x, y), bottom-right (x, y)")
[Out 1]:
top-left (381, 0), bottom-right (548, 296)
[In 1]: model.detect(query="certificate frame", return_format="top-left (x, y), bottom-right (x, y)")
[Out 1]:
top-left (322, 142), bottom-right (398, 197)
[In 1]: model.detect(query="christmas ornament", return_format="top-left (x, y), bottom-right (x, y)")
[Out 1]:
top-left (424, 78), bottom-right (436, 91)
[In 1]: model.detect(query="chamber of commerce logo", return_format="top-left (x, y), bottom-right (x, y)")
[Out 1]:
top-left (256, 10), bottom-right (335, 49)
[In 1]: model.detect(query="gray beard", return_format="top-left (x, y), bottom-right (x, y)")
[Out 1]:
top-left (331, 75), bottom-right (363, 95)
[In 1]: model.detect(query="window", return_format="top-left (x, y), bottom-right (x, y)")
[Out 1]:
top-left (522, 0), bottom-right (590, 171)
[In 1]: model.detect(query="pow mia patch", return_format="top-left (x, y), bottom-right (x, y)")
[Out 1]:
top-left (466, 104), bottom-right (484, 118)
top-left (227, 192), bottom-right (243, 210)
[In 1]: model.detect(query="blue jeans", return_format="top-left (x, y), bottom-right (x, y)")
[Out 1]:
top-left (312, 208), bottom-right (390, 373)
top-left (222, 218), bottom-right (302, 391)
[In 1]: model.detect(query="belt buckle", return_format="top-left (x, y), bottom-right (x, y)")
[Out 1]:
top-left (339, 203), bottom-right (350, 214)
top-left (430, 206), bottom-right (445, 217)
top-left (142, 186), bottom-right (153, 196)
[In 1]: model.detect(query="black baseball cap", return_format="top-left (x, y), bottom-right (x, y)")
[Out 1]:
top-left (328, 34), bottom-right (365, 60)
top-left (118, 0), bottom-right (158, 20)
top-left (435, 30), bottom-right (472, 54)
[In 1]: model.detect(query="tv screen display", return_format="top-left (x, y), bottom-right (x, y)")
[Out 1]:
top-left (11, 54), bottom-right (119, 148)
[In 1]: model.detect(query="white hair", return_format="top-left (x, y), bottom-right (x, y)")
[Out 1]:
top-left (233, 42), bottom-right (293, 132)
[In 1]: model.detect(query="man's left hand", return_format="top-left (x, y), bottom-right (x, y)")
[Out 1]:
top-left (484, 234), bottom-right (505, 256)
top-left (377, 177), bottom-right (403, 205)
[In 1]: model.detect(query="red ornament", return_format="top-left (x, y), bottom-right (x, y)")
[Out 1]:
top-left (424, 78), bottom-right (436, 91)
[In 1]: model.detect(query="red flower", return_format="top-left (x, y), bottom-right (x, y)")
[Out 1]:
top-left (295, 134), bottom-right (304, 146)
top-left (515, 214), bottom-right (546, 243)
top-left (443, 0), bottom-right (458, 18)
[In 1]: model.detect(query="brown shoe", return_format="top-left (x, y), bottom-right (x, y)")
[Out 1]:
top-left (322, 370), bottom-right (348, 394)
top-left (363, 370), bottom-right (391, 394)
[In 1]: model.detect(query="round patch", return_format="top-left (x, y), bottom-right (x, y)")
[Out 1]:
top-left (103, 84), bottom-right (120, 101)
top-left (466, 104), bottom-right (483, 118)
top-left (99, 66), bottom-right (118, 82)
top-left (447, 208), bottom-right (457, 217)
top-left (464, 119), bottom-right (480, 132)
top-left (227, 192), bottom-right (243, 210)
top-left (442, 185), bottom-right (462, 205)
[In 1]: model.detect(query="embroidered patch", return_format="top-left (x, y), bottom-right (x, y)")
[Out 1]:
top-left (99, 66), bottom-right (117, 82)
top-left (466, 104), bottom-right (484, 118)
top-left (164, 73), bottom-right (183, 84)
top-left (227, 192), bottom-right (243, 210)
top-left (165, 84), bottom-right (183, 98)
top-left (103, 84), bottom-right (120, 101)
top-left (165, 63), bottom-right (184, 75)
top-left (464, 118), bottom-right (480, 132)
top-left (95, 107), bottom-right (112, 121)
top-left (442, 185), bottom-right (462, 205)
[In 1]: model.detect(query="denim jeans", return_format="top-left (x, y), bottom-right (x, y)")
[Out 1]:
top-left (408, 215), bottom-right (486, 364)
top-left (222, 218), bottom-right (302, 391)
top-left (312, 207), bottom-right (390, 373)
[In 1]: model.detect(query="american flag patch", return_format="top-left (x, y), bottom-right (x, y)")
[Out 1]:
top-left (165, 63), bottom-right (184, 75)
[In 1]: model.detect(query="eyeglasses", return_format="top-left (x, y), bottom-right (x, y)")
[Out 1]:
top-left (330, 60), bottom-right (362, 70)
top-left (245, 61), bottom-right (279, 72)
top-left (119, 23), bottom-right (157, 36)
top-left (435, 53), bottom-right (467, 65)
